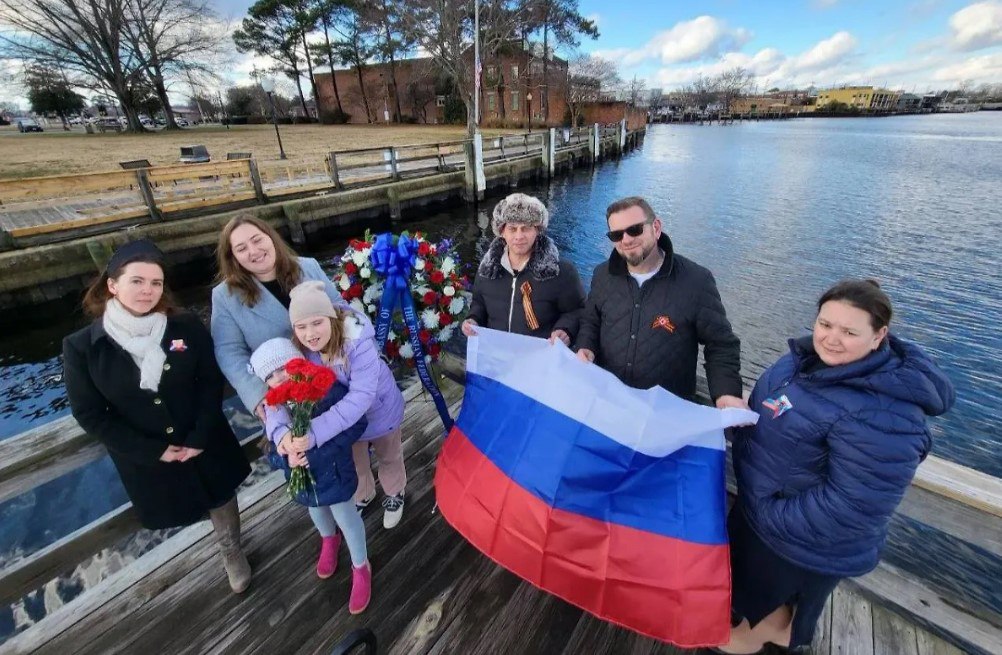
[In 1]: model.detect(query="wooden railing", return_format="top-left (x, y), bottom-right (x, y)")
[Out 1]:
top-left (0, 350), bottom-right (999, 654)
top-left (322, 140), bottom-right (469, 191)
top-left (0, 129), bottom-right (620, 248)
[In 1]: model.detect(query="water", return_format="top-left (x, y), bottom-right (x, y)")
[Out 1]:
top-left (1, 113), bottom-right (1000, 639)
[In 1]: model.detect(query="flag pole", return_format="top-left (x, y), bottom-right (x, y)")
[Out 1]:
top-left (474, 0), bottom-right (480, 131)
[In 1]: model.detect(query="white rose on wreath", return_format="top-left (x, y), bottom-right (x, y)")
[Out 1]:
top-left (440, 256), bottom-right (456, 275)
top-left (415, 259), bottom-right (426, 271)
top-left (443, 285), bottom-right (456, 297)
top-left (360, 267), bottom-right (371, 279)
top-left (338, 274), bottom-right (351, 291)
top-left (399, 342), bottom-right (414, 359)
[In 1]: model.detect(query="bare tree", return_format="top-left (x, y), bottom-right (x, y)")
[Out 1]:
top-left (714, 66), bottom-right (755, 112)
top-left (531, 0), bottom-right (596, 122)
top-left (399, 0), bottom-right (531, 137)
top-left (624, 75), bottom-right (646, 107)
top-left (123, 0), bottom-right (223, 129)
top-left (565, 53), bottom-right (619, 125)
top-left (0, 0), bottom-right (148, 131)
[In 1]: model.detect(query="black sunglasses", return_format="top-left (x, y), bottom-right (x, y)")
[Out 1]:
top-left (606, 219), bottom-right (653, 242)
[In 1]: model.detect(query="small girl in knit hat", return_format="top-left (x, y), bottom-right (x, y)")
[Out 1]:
top-left (286, 281), bottom-right (406, 602)
top-left (250, 337), bottom-right (371, 612)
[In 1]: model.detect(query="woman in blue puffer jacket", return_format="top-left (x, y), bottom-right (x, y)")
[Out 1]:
top-left (713, 279), bottom-right (955, 655)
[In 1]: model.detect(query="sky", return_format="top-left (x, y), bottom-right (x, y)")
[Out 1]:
top-left (212, 0), bottom-right (1002, 93)
top-left (577, 0), bottom-right (1002, 92)
top-left (3, 0), bottom-right (1002, 107)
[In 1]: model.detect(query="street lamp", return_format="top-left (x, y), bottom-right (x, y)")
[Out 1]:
top-left (259, 77), bottom-right (287, 160)
top-left (526, 92), bottom-right (533, 132)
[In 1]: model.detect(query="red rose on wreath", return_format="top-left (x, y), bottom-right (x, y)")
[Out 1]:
top-left (429, 343), bottom-right (442, 358)
top-left (439, 312), bottom-right (453, 327)
top-left (348, 283), bottom-right (364, 299)
top-left (419, 329), bottom-right (431, 344)
top-left (429, 270), bottom-right (445, 284)
top-left (439, 295), bottom-right (451, 309)
top-left (423, 291), bottom-right (437, 305)
top-left (345, 262), bottom-right (358, 275)
top-left (418, 242), bottom-right (432, 256)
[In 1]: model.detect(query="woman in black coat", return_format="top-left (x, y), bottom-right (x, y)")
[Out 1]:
top-left (62, 240), bottom-right (252, 593)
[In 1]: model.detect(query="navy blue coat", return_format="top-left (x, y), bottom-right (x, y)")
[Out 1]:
top-left (734, 334), bottom-right (955, 576)
top-left (266, 381), bottom-right (367, 507)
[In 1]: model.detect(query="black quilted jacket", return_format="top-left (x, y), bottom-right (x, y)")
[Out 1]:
top-left (576, 234), bottom-right (742, 401)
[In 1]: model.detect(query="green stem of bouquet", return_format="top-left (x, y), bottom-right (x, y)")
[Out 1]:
top-left (287, 401), bottom-right (319, 505)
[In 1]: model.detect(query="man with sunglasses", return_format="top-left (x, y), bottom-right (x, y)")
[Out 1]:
top-left (576, 196), bottom-right (746, 410)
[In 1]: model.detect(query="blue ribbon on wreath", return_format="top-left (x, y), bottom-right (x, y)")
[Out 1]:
top-left (369, 232), bottom-right (454, 432)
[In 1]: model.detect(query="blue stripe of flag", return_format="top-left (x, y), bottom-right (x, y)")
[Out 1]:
top-left (457, 373), bottom-right (729, 546)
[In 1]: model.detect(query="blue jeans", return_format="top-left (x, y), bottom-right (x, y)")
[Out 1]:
top-left (307, 501), bottom-right (367, 567)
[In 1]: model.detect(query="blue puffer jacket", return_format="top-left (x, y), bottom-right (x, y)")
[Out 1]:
top-left (265, 381), bottom-right (367, 507)
top-left (734, 334), bottom-right (955, 576)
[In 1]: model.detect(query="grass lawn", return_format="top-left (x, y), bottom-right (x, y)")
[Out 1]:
top-left (0, 123), bottom-right (514, 181)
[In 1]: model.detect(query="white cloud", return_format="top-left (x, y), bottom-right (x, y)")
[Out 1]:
top-left (604, 16), bottom-right (752, 67)
top-left (949, 1), bottom-right (1002, 50)
top-left (812, 0), bottom-right (841, 8)
top-left (933, 51), bottom-right (1002, 82)
top-left (650, 30), bottom-right (860, 90)
top-left (794, 31), bottom-right (858, 71)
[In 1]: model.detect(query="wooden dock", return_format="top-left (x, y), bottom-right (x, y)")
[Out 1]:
top-left (3, 371), bottom-right (996, 655)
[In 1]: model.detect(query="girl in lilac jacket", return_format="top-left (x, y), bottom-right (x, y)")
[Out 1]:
top-left (286, 281), bottom-right (407, 530)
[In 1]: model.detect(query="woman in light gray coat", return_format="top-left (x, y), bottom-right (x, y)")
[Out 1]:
top-left (210, 214), bottom-right (357, 420)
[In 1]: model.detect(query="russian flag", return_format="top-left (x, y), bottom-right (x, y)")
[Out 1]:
top-left (434, 328), bottom-right (758, 647)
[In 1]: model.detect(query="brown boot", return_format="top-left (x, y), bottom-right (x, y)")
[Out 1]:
top-left (208, 497), bottom-right (252, 593)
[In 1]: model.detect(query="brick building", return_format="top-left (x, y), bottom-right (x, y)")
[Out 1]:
top-left (313, 44), bottom-right (570, 127)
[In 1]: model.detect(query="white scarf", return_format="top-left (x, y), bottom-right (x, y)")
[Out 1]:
top-left (102, 298), bottom-right (168, 391)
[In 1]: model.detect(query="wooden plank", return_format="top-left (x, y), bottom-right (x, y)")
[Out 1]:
top-left (263, 181), bottom-right (337, 198)
top-left (0, 171), bottom-right (138, 201)
top-left (0, 505), bottom-right (137, 610)
top-left (203, 393), bottom-right (463, 655)
top-left (145, 161), bottom-right (249, 182)
top-left (846, 563), bottom-right (1002, 655)
top-left (812, 592), bottom-right (834, 655)
top-left (0, 417), bottom-right (95, 505)
top-left (0, 431), bottom-right (264, 609)
top-left (7, 208), bottom-right (149, 238)
top-left (914, 455), bottom-right (1002, 519)
top-left (830, 585), bottom-right (874, 655)
top-left (156, 191), bottom-right (257, 214)
top-left (872, 604), bottom-right (919, 655)
top-left (560, 614), bottom-right (675, 655)
top-left (896, 482), bottom-right (1001, 558)
top-left (0, 470), bottom-right (288, 655)
top-left (916, 630), bottom-right (966, 655)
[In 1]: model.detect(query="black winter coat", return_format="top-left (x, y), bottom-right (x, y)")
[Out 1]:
top-left (468, 234), bottom-right (585, 339)
top-left (576, 234), bottom-right (742, 401)
top-left (63, 312), bottom-right (250, 529)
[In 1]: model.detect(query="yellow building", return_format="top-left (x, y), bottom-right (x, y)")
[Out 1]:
top-left (816, 86), bottom-right (900, 111)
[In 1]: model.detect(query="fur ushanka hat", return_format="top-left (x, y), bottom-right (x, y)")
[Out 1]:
top-left (491, 193), bottom-right (549, 237)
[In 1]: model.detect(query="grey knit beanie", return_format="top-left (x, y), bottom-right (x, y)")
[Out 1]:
top-left (249, 338), bottom-right (303, 381)
top-left (289, 280), bottom-right (337, 324)
top-left (491, 193), bottom-right (549, 237)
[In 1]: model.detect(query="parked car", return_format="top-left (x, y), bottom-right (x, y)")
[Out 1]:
top-left (176, 118), bottom-right (190, 127)
top-left (16, 118), bottom-right (43, 133)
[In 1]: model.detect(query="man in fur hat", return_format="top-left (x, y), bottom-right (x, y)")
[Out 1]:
top-left (462, 193), bottom-right (585, 345)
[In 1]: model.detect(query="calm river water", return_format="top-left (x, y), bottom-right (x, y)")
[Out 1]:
top-left (1, 113), bottom-right (1000, 640)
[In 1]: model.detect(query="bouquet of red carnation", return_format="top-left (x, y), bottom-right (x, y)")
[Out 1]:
top-left (264, 358), bottom-right (336, 500)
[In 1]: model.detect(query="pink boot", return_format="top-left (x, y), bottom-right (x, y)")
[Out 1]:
top-left (316, 534), bottom-right (341, 579)
top-left (348, 561), bottom-right (372, 614)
